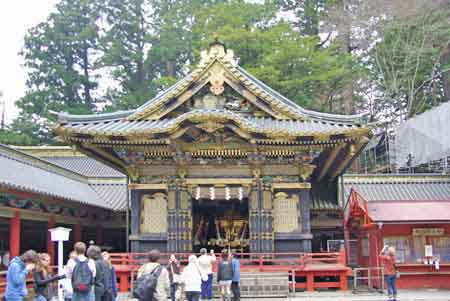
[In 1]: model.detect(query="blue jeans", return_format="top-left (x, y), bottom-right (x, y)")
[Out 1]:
top-left (385, 275), bottom-right (397, 297)
top-left (34, 295), bottom-right (47, 301)
top-left (171, 283), bottom-right (178, 301)
top-left (201, 274), bottom-right (213, 300)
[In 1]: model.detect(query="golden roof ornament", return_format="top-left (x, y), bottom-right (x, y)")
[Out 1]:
top-left (200, 34), bottom-right (236, 66)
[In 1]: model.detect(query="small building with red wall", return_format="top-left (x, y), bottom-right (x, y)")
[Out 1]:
top-left (343, 174), bottom-right (450, 289)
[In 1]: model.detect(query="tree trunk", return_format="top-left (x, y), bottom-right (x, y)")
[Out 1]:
top-left (166, 61), bottom-right (175, 78)
top-left (441, 44), bottom-right (450, 101)
top-left (83, 44), bottom-right (92, 104)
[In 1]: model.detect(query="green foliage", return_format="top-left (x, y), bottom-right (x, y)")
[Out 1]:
top-left (192, 1), bottom-right (358, 112)
top-left (369, 8), bottom-right (450, 120)
top-left (17, 0), bottom-right (101, 122)
top-left (0, 117), bottom-right (51, 146)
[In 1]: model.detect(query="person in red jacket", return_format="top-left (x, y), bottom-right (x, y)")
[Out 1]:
top-left (379, 245), bottom-right (398, 301)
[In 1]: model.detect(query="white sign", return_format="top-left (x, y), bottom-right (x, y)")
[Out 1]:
top-left (425, 245), bottom-right (433, 257)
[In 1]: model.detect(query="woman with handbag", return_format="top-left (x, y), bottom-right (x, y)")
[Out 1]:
top-left (168, 254), bottom-right (181, 301)
top-left (380, 245), bottom-right (398, 301)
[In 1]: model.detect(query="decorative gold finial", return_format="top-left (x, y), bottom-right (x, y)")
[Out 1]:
top-left (199, 34), bottom-right (237, 66)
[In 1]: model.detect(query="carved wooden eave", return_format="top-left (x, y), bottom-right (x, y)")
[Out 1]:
top-left (54, 41), bottom-right (372, 181)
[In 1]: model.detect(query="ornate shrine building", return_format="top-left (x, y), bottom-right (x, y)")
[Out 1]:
top-left (55, 42), bottom-right (371, 253)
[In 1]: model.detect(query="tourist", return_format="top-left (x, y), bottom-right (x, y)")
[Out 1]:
top-left (168, 254), bottom-right (181, 301)
top-left (198, 248), bottom-right (216, 301)
top-left (63, 251), bottom-right (77, 301)
top-left (87, 245), bottom-right (113, 301)
top-left (229, 253), bottom-right (240, 301)
top-left (217, 251), bottom-right (233, 301)
top-left (67, 242), bottom-right (96, 301)
top-left (137, 249), bottom-right (170, 301)
top-left (380, 245), bottom-right (398, 301)
top-left (102, 251), bottom-right (118, 301)
top-left (33, 253), bottom-right (66, 301)
top-left (181, 255), bottom-right (203, 301)
top-left (5, 249), bottom-right (38, 301)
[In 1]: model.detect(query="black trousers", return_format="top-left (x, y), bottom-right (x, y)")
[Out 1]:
top-left (231, 281), bottom-right (240, 301)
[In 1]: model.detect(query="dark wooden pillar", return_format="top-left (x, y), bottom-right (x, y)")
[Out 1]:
top-left (10, 211), bottom-right (20, 258)
top-left (178, 185), bottom-right (192, 253)
top-left (130, 189), bottom-right (140, 252)
top-left (167, 183), bottom-right (178, 253)
top-left (300, 188), bottom-right (312, 252)
top-left (96, 226), bottom-right (104, 246)
top-left (261, 181), bottom-right (274, 253)
top-left (47, 217), bottom-right (55, 264)
top-left (249, 181), bottom-right (260, 253)
top-left (250, 179), bottom-right (271, 253)
top-left (167, 179), bottom-right (191, 253)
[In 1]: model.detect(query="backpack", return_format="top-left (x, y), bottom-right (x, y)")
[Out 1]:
top-left (133, 264), bottom-right (163, 301)
top-left (72, 259), bottom-right (94, 293)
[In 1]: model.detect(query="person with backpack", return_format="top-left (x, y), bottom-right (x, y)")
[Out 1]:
top-left (181, 255), bottom-right (204, 301)
top-left (217, 251), bottom-right (233, 301)
top-left (66, 242), bottom-right (96, 301)
top-left (87, 245), bottom-right (113, 301)
top-left (33, 253), bottom-right (66, 301)
top-left (135, 249), bottom-right (170, 301)
top-left (102, 252), bottom-right (117, 301)
top-left (5, 249), bottom-right (39, 301)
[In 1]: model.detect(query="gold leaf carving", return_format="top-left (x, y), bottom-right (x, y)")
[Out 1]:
top-left (273, 192), bottom-right (299, 233)
top-left (140, 193), bottom-right (167, 233)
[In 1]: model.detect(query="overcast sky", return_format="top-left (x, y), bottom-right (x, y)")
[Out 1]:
top-left (0, 0), bottom-right (58, 123)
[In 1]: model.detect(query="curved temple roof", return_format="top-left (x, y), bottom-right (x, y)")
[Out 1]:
top-left (0, 144), bottom-right (127, 211)
top-left (57, 43), bottom-right (369, 128)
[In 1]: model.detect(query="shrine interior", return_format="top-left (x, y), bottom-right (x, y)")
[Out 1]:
top-left (192, 197), bottom-right (249, 253)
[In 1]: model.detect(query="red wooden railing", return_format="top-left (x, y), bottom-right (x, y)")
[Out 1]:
top-left (1, 250), bottom-right (349, 296)
top-left (109, 250), bottom-right (349, 293)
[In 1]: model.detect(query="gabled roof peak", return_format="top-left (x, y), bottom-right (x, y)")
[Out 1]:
top-left (200, 39), bottom-right (237, 66)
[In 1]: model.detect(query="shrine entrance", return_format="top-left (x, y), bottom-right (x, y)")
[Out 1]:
top-left (192, 194), bottom-right (249, 253)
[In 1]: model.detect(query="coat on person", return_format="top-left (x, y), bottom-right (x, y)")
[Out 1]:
top-left (181, 255), bottom-right (203, 293)
top-left (94, 258), bottom-right (113, 301)
top-left (231, 258), bottom-right (240, 283)
top-left (217, 259), bottom-right (233, 282)
top-left (5, 257), bottom-right (29, 300)
top-left (137, 262), bottom-right (170, 301)
top-left (33, 269), bottom-right (65, 300)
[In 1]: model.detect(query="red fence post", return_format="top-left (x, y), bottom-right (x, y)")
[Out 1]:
top-left (306, 273), bottom-right (314, 291)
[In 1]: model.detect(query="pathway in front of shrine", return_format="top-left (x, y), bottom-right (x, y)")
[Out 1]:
top-left (118, 289), bottom-right (450, 301)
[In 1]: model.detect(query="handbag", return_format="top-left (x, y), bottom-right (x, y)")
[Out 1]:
top-left (195, 263), bottom-right (208, 282)
top-left (395, 270), bottom-right (400, 279)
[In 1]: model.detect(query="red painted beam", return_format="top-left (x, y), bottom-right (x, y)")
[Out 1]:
top-left (10, 211), bottom-right (20, 258)
top-left (47, 217), bottom-right (55, 265)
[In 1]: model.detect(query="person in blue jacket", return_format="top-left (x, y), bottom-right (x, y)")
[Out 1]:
top-left (230, 253), bottom-right (240, 301)
top-left (5, 250), bottom-right (39, 301)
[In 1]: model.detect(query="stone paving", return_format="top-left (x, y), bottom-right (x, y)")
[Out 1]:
top-left (118, 289), bottom-right (450, 301)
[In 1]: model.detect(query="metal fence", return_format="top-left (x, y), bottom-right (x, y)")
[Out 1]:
top-left (352, 267), bottom-right (384, 293)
